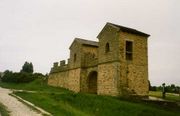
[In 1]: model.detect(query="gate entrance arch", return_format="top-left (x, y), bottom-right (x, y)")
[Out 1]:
top-left (88, 71), bottom-right (97, 94)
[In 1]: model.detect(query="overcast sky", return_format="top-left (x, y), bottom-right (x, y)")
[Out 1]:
top-left (0, 0), bottom-right (180, 86)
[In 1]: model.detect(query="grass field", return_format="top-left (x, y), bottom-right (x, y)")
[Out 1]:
top-left (149, 91), bottom-right (180, 102)
top-left (0, 102), bottom-right (9, 116)
top-left (0, 79), bottom-right (180, 116)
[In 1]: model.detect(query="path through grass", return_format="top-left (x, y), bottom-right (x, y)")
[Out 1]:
top-left (0, 79), bottom-right (180, 116)
top-left (149, 91), bottom-right (180, 102)
top-left (14, 91), bottom-right (180, 116)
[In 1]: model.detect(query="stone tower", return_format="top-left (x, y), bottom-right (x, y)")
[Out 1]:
top-left (48, 22), bottom-right (150, 97)
top-left (97, 23), bottom-right (150, 96)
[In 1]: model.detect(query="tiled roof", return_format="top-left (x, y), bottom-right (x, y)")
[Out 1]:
top-left (107, 22), bottom-right (150, 37)
top-left (69, 38), bottom-right (98, 49)
top-left (75, 38), bottom-right (98, 46)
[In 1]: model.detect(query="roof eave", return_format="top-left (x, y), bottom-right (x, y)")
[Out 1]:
top-left (97, 22), bottom-right (120, 39)
top-left (98, 22), bottom-right (150, 38)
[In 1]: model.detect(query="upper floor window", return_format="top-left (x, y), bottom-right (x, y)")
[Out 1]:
top-left (105, 43), bottom-right (110, 53)
top-left (126, 41), bottom-right (133, 60)
top-left (74, 53), bottom-right (77, 62)
top-left (92, 53), bottom-right (95, 58)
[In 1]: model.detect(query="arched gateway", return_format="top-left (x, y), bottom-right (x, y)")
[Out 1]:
top-left (88, 71), bottom-right (97, 94)
top-left (48, 22), bottom-right (150, 97)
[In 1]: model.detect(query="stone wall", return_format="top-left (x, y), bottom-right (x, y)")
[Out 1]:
top-left (80, 69), bottom-right (88, 92)
top-left (48, 68), bottom-right (81, 92)
top-left (80, 66), bottom-right (98, 93)
top-left (48, 39), bottom-right (99, 93)
top-left (49, 71), bottom-right (69, 88)
top-left (69, 41), bottom-right (82, 68)
top-left (98, 24), bottom-right (120, 63)
top-left (119, 31), bottom-right (148, 96)
top-left (68, 68), bottom-right (81, 92)
top-left (48, 73), bottom-right (59, 87)
top-left (98, 62), bottom-right (119, 96)
top-left (97, 24), bottom-right (120, 96)
top-left (82, 45), bottom-right (98, 67)
top-left (48, 23), bottom-right (149, 97)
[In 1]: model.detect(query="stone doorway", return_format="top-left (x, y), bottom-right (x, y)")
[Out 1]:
top-left (88, 71), bottom-right (97, 94)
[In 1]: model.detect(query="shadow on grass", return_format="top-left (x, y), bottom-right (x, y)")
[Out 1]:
top-left (0, 102), bottom-right (10, 116)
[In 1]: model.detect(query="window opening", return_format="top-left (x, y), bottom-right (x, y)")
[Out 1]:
top-left (74, 53), bottom-right (77, 62)
top-left (105, 43), bottom-right (110, 53)
top-left (126, 41), bottom-right (133, 60)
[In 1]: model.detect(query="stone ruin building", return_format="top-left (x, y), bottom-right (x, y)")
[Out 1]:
top-left (48, 22), bottom-right (150, 97)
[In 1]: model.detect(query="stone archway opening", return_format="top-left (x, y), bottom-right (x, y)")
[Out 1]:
top-left (88, 71), bottom-right (97, 94)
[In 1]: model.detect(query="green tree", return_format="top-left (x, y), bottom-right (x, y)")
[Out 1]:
top-left (20, 61), bottom-right (34, 73)
top-left (1, 70), bottom-right (13, 82)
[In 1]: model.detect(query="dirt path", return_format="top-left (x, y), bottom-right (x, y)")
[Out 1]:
top-left (0, 87), bottom-right (42, 116)
top-left (148, 96), bottom-right (165, 101)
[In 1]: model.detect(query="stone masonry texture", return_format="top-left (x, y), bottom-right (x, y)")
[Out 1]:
top-left (48, 22), bottom-right (150, 97)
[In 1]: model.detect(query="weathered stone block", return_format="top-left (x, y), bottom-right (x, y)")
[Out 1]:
top-left (48, 22), bottom-right (150, 97)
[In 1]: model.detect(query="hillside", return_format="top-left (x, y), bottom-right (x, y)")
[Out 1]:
top-left (0, 79), bottom-right (179, 116)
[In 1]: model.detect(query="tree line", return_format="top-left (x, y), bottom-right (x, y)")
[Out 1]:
top-left (0, 61), bottom-right (47, 83)
top-left (149, 81), bottom-right (180, 94)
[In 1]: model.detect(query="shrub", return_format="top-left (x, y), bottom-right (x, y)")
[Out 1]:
top-left (1, 70), bottom-right (13, 82)
top-left (1, 71), bottom-right (36, 83)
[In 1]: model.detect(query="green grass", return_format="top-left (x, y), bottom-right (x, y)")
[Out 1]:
top-left (14, 91), bottom-right (180, 116)
top-left (0, 102), bottom-right (9, 116)
top-left (0, 79), bottom-right (69, 93)
top-left (149, 91), bottom-right (180, 102)
top-left (0, 80), bottom-right (180, 116)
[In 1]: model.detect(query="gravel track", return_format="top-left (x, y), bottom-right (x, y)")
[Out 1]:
top-left (0, 87), bottom-right (42, 116)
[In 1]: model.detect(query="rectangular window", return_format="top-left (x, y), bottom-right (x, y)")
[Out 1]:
top-left (126, 41), bottom-right (133, 60)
